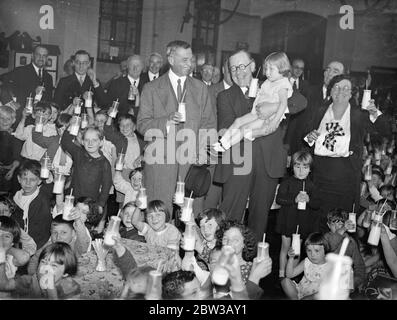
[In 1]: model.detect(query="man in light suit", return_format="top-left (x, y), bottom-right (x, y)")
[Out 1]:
top-left (140, 52), bottom-right (164, 84)
top-left (137, 40), bottom-right (217, 214)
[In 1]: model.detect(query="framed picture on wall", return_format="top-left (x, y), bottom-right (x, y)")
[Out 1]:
top-left (15, 52), bottom-right (32, 67)
top-left (47, 71), bottom-right (57, 87)
top-left (45, 55), bottom-right (57, 71)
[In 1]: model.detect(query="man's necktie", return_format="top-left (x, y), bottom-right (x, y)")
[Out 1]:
top-left (79, 76), bottom-right (84, 86)
top-left (177, 78), bottom-right (182, 102)
top-left (38, 68), bottom-right (43, 82)
top-left (153, 76), bottom-right (156, 80)
top-left (292, 80), bottom-right (297, 91)
top-left (133, 80), bottom-right (137, 87)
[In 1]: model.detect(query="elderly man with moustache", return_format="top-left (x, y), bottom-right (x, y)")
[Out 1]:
top-left (213, 49), bottom-right (307, 241)
top-left (137, 40), bottom-right (216, 215)
top-left (106, 54), bottom-right (149, 116)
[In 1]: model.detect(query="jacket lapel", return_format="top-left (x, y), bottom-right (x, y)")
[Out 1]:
top-left (155, 74), bottom-right (178, 114)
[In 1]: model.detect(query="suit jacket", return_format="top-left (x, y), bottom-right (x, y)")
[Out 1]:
top-left (4, 63), bottom-right (54, 125)
top-left (140, 71), bottom-right (164, 85)
top-left (106, 74), bottom-right (149, 115)
top-left (54, 74), bottom-right (107, 110)
top-left (137, 73), bottom-right (216, 209)
top-left (291, 77), bottom-right (310, 98)
top-left (4, 63), bottom-right (54, 104)
top-left (213, 85), bottom-right (308, 184)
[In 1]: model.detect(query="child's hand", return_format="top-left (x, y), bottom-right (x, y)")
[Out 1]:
top-left (344, 220), bottom-right (354, 232)
top-left (39, 265), bottom-right (55, 290)
top-left (223, 254), bottom-right (245, 292)
top-left (306, 130), bottom-right (320, 144)
top-left (248, 257), bottom-right (272, 284)
top-left (295, 192), bottom-right (305, 203)
top-left (133, 156), bottom-right (142, 168)
top-left (181, 254), bottom-right (196, 271)
top-left (287, 247), bottom-right (295, 258)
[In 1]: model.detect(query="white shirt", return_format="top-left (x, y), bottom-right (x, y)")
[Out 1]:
top-left (314, 103), bottom-right (351, 157)
top-left (148, 71), bottom-right (159, 81)
top-left (128, 75), bottom-right (140, 87)
top-left (32, 63), bottom-right (43, 79)
top-left (168, 69), bottom-right (186, 101)
top-left (223, 80), bottom-right (231, 90)
top-left (290, 77), bottom-right (299, 89)
top-left (203, 80), bottom-right (212, 86)
top-left (75, 73), bottom-right (86, 85)
top-left (240, 86), bottom-right (248, 95)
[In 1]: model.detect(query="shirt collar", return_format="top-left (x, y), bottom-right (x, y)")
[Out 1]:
top-left (203, 80), bottom-right (212, 86)
top-left (240, 86), bottom-right (248, 94)
top-left (75, 73), bottom-right (86, 81)
top-left (169, 68), bottom-right (187, 84)
top-left (148, 70), bottom-right (159, 81)
top-left (223, 80), bottom-right (231, 90)
top-left (32, 63), bottom-right (42, 77)
top-left (128, 75), bottom-right (140, 86)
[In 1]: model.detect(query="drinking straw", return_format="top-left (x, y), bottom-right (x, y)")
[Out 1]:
top-left (70, 188), bottom-right (73, 197)
top-left (116, 98), bottom-right (119, 102)
top-left (116, 209), bottom-right (122, 218)
top-left (29, 93), bottom-right (32, 97)
top-left (262, 233), bottom-right (266, 243)
top-left (181, 89), bottom-right (187, 103)
top-left (302, 180), bottom-right (305, 192)
top-left (352, 203), bottom-right (355, 213)
top-left (379, 199), bottom-right (388, 215)
top-left (255, 66), bottom-right (262, 78)
top-left (157, 260), bottom-right (162, 272)
top-left (189, 191), bottom-right (193, 198)
top-left (296, 225), bottom-right (299, 234)
top-left (89, 86), bottom-right (92, 92)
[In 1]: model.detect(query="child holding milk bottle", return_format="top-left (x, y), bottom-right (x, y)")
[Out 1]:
top-left (275, 150), bottom-right (319, 278)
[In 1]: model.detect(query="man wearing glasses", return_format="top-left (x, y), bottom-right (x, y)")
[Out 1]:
top-left (213, 49), bottom-right (307, 241)
top-left (54, 50), bottom-right (107, 110)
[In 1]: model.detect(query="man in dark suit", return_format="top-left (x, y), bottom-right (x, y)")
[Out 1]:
top-left (140, 52), bottom-right (164, 84)
top-left (213, 49), bottom-right (307, 240)
top-left (4, 45), bottom-right (54, 124)
top-left (106, 54), bottom-right (148, 116)
top-left (54, 49), bottom-right (107, 111)
top-left (137, 40), bottom-right (216, 214)
top-left (284, 58), bottom-right (310, 154)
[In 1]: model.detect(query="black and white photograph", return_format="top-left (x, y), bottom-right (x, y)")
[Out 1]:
top-left (0, 0), bottom-right (397, 310)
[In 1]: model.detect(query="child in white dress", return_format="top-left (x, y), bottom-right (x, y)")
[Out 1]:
top-left (212, 52), bottom-right (293, 152)
top-left (281, 232), bottom-right (328, 300)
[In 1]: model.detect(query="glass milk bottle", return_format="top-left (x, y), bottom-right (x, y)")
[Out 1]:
top-left (35, 85), bottom-right (44, 102)
top-left (25, 96), bottom-right (33, 114)
top-left (69, 115), bottom-right (81, 136)
top-left (137, 188), bottom-right (147, 210)
top-left (183, 222), bottom-right (196, 251)
top-left (104, 216), bottom-right (121, 247)
top-left (292, 233), bottom-right (301, 256)
top-left (128, 86), bottom-right (135, 101)
top-left (181, 197), bottom-right (194, 222)
top-left (115, 152), bottom-right (125, 171)
top-left (368, 212), bottom-right (383, 246)
top-left (85, 90), bottom-right (93, 108)
top-left (178, 102), bottom-right (186, 122)
top-left (364, 165), bottom-right (372, 181)
top-left (317, 253), bottom-right (353, 300)
top-left (297, 180), bottom-right (307, 210)
top-left (35, 115), bottom-right (44, 132)
top-left (211, 245), bottom-right (234, 286)
top-left (52, 171), bottom-right (66, 194)
top-left (174, 181), bottom-right (185, 205)
top-left (390, 210), bottom-right (397, 231)
top-left (109, 99), bottom-right (119, 118)
top-left (257, 241), bottom-right (269, 262)
top-left (145, 270), bottom-right (162, 300)
top-left (81, 113), bottom-right (88, 129)
top-left (62, 195), bottom-right (75, 220)
top-left (248, 77), bottom-right (259, 98)
top-left (40, 154), bottom-right (51, 179)
top-left (73, 98), bottom-right (82, 115)
top-left (347, 212), bottom-right (356, 233)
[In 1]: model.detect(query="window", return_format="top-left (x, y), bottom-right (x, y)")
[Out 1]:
top-left (98, 0), bottom-right (143, 63)
top-left (192, 0), bottom-right (220, 65)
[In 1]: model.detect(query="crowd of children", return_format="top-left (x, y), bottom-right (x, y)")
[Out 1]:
top-left (0, 74), bottom-right (397, 300)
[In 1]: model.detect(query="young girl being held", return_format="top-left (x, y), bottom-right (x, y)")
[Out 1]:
top-left (281, 232), bottom-right (329, 300)
top-left (0, 242), bottom-right (80, 299)
top-left (211, 51), bottom-right (292, 153)
top-left (276, 150), bottom-right (319, 278)
top-left (119, 202), bottom-right (145, 242)
top-left (132, 200), bottom-right (181, 251)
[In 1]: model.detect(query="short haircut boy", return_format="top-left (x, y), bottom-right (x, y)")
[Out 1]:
top-left (17, 159), bottom-right (41, 178)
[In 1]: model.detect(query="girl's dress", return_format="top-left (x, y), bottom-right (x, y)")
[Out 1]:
top-left (276, 176), bottom-right (319, 238)
top-left (295, 257), bottom-right (327, 299)
top-left (139, 222), bottom-right (181, 251)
